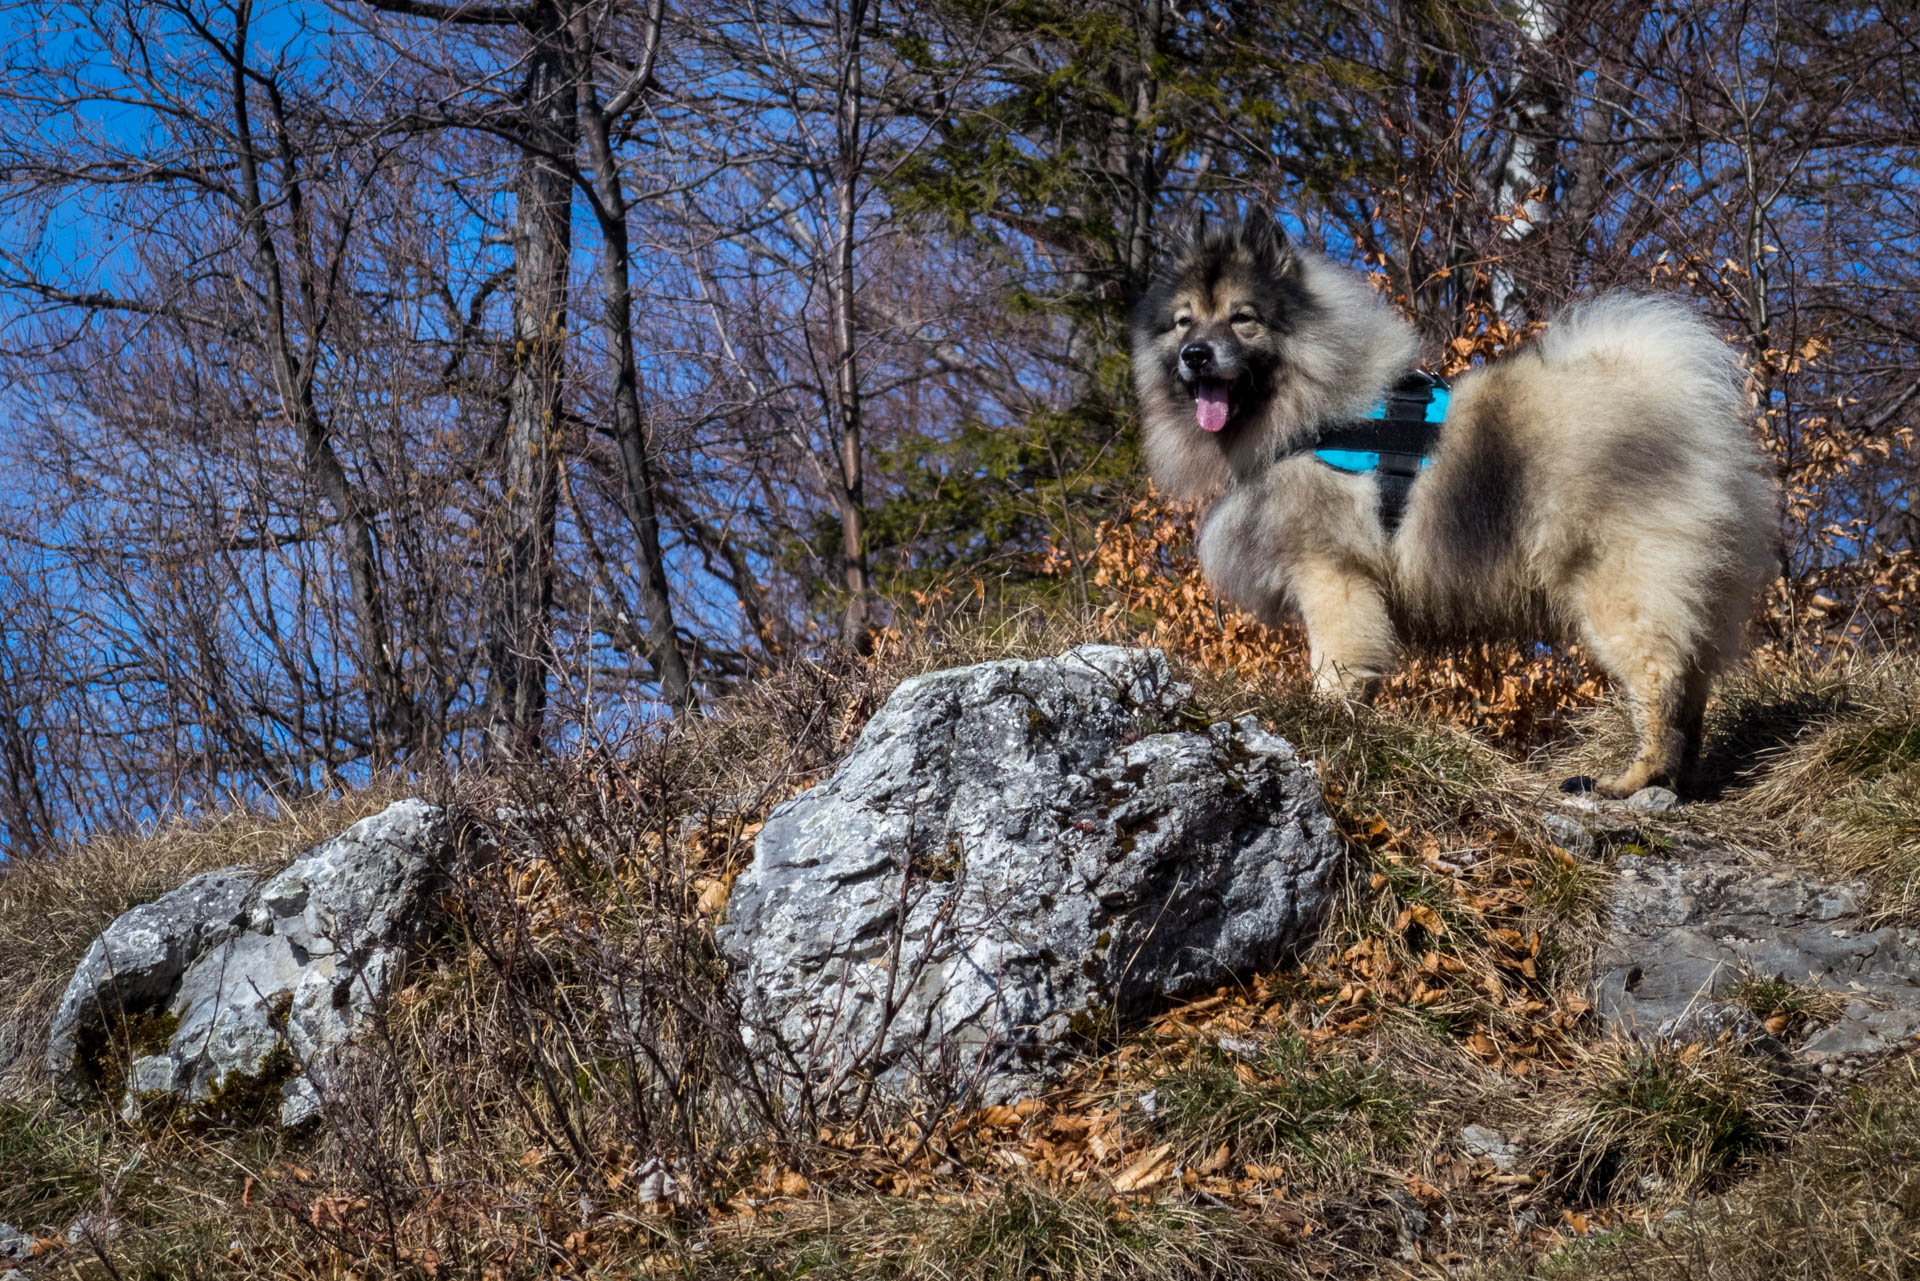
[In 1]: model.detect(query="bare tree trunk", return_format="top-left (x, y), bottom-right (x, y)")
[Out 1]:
top-left (486, 0), bottom-right (576, 757)
top-left (575, 0), bottom-right (695, 710)
top-left (1124, 0), bottom-right (1164, 307)
top-left (831, 0), bottom-right (871, 644)
top-left (1490, 0), bottom-right (1564, 323)
top-left (0, 607), bottom-right (57, 851)
top-left (230, 2), bottom-right (415, 765)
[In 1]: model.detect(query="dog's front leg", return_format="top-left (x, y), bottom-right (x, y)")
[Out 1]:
top-left (1198, 467), bottom-right (1396, 699)
top-left (1291, 560), bottom-right (1395, 699)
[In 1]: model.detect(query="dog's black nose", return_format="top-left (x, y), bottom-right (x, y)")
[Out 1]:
top-left (1180, 343), bottom-right (1213, 371)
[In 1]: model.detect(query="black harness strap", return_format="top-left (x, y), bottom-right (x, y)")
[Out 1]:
top-left (1304, 370), bottom-right (1449, 532)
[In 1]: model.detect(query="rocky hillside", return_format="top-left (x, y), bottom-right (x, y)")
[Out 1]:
top-left (1, 633), bottom-right (1916, 1281)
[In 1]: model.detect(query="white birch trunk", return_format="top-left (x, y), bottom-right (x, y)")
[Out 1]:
top-left (1490, 0), bottom-right (1563, 324)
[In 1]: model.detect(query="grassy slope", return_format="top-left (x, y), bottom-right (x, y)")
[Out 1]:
top-left (0, 623), bottom-right (1916, 1281)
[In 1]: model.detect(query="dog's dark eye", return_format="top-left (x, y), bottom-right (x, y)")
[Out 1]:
top-left (1232, 312), bottom-right (1260, 326)
top-left (1173, 316), bottom-right (1192, 330)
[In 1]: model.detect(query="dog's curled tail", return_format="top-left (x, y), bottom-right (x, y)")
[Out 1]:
top-left (1533, 292), bottom-right (1746, 424)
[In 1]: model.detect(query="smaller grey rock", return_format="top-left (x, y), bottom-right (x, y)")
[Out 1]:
top-left (3, 1269), bottom-right (29, 1281)
top-left (45, 866), bottom-right (262, 1098)
top-left (64, 1215), bottom-right (121, 1246)
top-left (1626, 787), bottom-right (1680, 814)
top-left (47, 799), bottom-right (453, 1124)
top-left (280, 1076), bottom-right (323, 1127)
top-left (1541, 813), bottom-right (1594, 857)
top-left (1461, 1123), bottom-right (1521, 1172)
top-left (119, 1054), bottom-right (180, 1124)
top-left (0, 1223), bottom-right (32, 1262)
top-left (1656, 1002), bottom-right (1782, 1054)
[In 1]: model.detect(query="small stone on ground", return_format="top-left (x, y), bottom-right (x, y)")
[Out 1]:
top-left (1541, 813), bottom-right (1594, 856)
top-left (1461, 1123), bottom-right (1522, 1172)
top-left (1626, 786), bottom-right (1680, 813)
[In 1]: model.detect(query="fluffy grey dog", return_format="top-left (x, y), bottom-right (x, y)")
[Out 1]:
top-left (1132, 213), bottom-right (1778, 797)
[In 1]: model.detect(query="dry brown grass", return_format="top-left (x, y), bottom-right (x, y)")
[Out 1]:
top-left (1543, 1039), bottom-right (1812, 1203)
top-left (1729, 648), bottom-right (1920, 912)
top-left (4, 615), bottom-right (1919, 1281)
top-left (1516, 1058), bottom-right (1920, 1281)
top-left (669, 1181), bottom-right (1305, 1280)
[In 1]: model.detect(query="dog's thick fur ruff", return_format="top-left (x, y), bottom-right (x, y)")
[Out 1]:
top-left (1132, 215), bottom-right (1779, 797)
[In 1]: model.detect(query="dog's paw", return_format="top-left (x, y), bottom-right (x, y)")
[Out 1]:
top-left (1559, 775), bottom-right (1598, 795)
top-left (1591, 771), bottom-right (1659, 800)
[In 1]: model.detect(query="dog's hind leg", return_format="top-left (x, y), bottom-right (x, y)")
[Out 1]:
top-left (1674, 657), bottom-right (1714, 790)
top-left (1293, 561), bottom-right (1396, 699)
top-left (1603, 664), bottom-right (1689, 798)
top-left (1575, 586), bottom-right (1698, 797)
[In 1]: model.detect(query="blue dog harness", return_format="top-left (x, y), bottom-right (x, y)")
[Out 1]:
top-left (1307, 369), bottom-right (1449, 531)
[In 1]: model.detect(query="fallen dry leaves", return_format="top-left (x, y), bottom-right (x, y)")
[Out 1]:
top-left (1294, 817), bottom-right (1595, 1073)
top-left (1053, 494), bottom-right (1604, 750)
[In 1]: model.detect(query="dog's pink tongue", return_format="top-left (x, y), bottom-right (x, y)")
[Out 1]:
top-left (1195, 381), bottom-right (1230, 433)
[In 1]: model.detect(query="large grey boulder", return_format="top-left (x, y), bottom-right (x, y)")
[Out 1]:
top-left (716, 645), bottom-right (1343, 1102)
top-left (44, 867), bottom-right (262, 1095)
top-left (46, 799), bottom-right (452, 1125)
top-left (1595, 852), bottom-right (1920, 1061)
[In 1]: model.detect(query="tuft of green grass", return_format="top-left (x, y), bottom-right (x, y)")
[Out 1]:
top-left (668, 1182), bottom-right (1302, 1281)
top-left (1529, 845), bottom-right (1601, 920)
top-left (1722, 974), bottom-right (1844, 1035)
top-left (1183, 671), bottom-right (1508, 824)
top-left (1817, 718), bottom-right (1920, 779)
top-left (1549, 1041), bottom-right (1803, 1200)
top-left (1150, 1035), bottom-right (1414, 1174)
top-left (1510, 1064), bottom-right (1920, 1280)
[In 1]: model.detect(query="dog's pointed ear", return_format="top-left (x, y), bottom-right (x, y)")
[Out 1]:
top-left (1160, 211), bottom-right (1206, 264)
top-left (1241, 209), bottom-right (1297, 276)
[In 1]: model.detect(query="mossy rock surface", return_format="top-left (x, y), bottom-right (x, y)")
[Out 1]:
top-left (44, 800), bottom-right (455, 1127)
